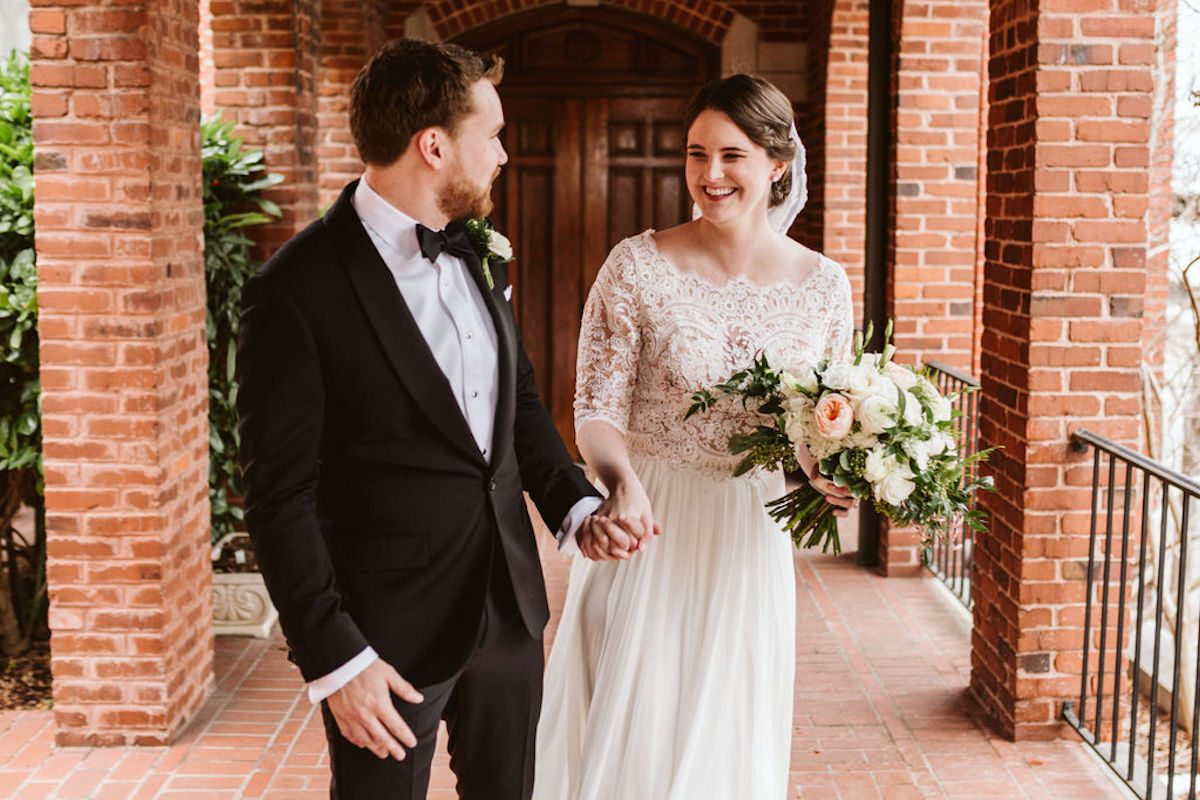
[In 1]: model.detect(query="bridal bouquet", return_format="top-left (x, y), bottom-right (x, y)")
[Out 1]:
top-left (686, 322), bottom-right (993, 555)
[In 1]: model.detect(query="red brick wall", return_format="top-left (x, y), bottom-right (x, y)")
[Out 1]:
top-left (31, 0), bottom-right (212, 745)
top-left (821, 0), bottom-right (869, 324)
top-left (875, 0), bottom-right (988, 576)
top-left (207, 0), bottom-right (320, 256)
top-left (317, 0), bottom-right (387, 210)
top-left (890, 0), bottom-right (987, 372)
top-left (972, 0), bottom-right (1158, 740)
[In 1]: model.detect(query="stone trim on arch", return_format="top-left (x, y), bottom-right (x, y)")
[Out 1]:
top-left (420, 0), bottom-right (738, 42)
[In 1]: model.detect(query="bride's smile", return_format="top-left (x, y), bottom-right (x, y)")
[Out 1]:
top-left (685, 108), bottom-right (785, 222)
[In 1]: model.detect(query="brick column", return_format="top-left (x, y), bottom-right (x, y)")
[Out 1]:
top-left (316, 0), bottom-right (386, 211)
top-left (31, 0), bottom-right (211, 745)
top-left (208, 0), bottom-right (319, 257)
top-left (972, 0), bottom-right (1161, 740)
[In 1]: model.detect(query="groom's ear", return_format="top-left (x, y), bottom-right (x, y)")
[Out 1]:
top-left (414, 127), bottom-right (448, 171)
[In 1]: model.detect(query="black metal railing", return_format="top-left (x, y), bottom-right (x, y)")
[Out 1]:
top-left (1065, 429), bottom-right (1200, 799)
top-left (923, 360), bottom-right (980, 609)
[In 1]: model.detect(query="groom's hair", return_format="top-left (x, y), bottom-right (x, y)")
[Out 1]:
top-left (350, 39), bottom-right (504, 166)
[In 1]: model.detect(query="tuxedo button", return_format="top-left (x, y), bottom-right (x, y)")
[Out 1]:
top-left (487, 478), bottom-right (497, 492)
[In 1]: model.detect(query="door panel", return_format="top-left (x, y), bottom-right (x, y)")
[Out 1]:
top-left (494, 94), bottom-right (694, 457)
top-left (455, 8), bottom-right (717, 454)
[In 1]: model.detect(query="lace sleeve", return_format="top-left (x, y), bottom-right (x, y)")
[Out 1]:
top-left (575, 242), bottom-right (641, 436)
top-left (825, 262), bottom-right (854, 360)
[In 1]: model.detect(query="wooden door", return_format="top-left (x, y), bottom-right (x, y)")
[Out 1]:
top-left (461, 7), bottom-right (718, 456)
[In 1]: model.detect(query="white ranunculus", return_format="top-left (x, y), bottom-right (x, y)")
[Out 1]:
top-left (781, 366), bottom-right (819, 397)
top-left (820, 362), bottom-right (856, 391)
top-left (840, 365), bottom-right (876, 401)
top-left (866, 369), bottom-right (900, 404)
top-left (862, 446), bottom-right (892, 483)
top-left (930, 393), bottom-right (953, 423)
top-left (487, 229), bottom-right (513, 261)
top-left (856, 393), bottom-right (897, 436)
top-left (901, 391), bottom-right (923, 427)
top-left (885, 361), bottom-right (920, 392)
top-left (902, 436), bottom-right (932, 472)
top-left (794, 365), bottom-right (819, 394)
top-left (875, 463), bottom-right (917, 506)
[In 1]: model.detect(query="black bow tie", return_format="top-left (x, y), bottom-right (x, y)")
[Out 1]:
top-left (415, 223), bottom-right (475, 263)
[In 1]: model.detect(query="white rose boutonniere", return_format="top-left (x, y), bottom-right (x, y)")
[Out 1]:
top-left (464, 218), bottom-right (513, 290)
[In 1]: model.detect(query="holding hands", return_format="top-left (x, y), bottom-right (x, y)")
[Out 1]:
top-left (578, 479), bottom-right (661, 561)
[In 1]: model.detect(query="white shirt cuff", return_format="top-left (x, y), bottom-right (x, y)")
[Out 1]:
top-left (557, 496), bottom-right (603, 556)
top-left (306, 646), bottom-right (379, 704)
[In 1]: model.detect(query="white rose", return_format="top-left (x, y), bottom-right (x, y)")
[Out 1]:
top-left (856, 393), bottom-right (897, 436)
top-left (487, 229), bottom-right (513, 261)
top-left (875, 464), bottom-right (916, 506)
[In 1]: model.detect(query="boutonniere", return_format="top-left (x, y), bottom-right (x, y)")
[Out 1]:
top-left (464, 218), bottom-right (513, 290)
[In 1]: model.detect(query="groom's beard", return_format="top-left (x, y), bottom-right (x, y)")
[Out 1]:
top-left (437, 165), bottom-right (498, 220)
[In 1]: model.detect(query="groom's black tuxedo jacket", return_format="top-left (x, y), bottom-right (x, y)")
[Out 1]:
top-left (235, 180), bottom-right (600, 688)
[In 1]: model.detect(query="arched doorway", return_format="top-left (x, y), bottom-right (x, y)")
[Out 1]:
top-left (455, 6), bottom-right (720, 455)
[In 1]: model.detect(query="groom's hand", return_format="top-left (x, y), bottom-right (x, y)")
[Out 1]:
top-left (327, 658), bottom-right (424, 760)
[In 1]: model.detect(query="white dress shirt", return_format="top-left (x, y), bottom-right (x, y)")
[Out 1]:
top-left (306, 177), bottom-right (600, 703)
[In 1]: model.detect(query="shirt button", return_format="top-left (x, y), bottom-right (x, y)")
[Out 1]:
top-left (465, 331), bottom-right (474, 340)
top-left (470, 390), bottom-right (479, 399)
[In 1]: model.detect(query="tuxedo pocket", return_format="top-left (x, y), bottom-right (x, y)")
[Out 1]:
top-left (334, 533), bottom-right (429, 572)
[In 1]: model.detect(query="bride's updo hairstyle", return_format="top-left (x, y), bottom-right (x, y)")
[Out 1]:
top-left (683, 74), bottom-right (797, 208)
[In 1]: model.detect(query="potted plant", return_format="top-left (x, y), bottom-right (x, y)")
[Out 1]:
top-left (203, 115), bottom-right (282, 637)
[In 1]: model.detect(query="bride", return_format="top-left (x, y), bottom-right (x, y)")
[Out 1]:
top-left (532, 74), bottom-right (857, 799)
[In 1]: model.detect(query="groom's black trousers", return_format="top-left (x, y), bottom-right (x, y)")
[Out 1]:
top-left (321, 548), bottom-right (544, 800)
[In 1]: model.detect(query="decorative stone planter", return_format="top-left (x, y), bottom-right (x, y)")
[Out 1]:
top-left (212, 571), bottom-right (278, 638)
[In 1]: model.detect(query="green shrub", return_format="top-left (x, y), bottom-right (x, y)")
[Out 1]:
top-left (203, 115), bottom-right (281, 546)
top-left (0, 50), bottom-right (44, 658)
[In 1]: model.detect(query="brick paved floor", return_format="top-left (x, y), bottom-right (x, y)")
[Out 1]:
top-left (0, 542), bottom-right (1127, 799)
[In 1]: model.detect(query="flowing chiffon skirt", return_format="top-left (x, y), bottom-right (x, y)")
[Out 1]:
top-left (532, 454), bottom-right (796, 800)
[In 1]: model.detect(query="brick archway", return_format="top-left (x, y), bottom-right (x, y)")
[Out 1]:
top-left (418, 0), bottom-right (739, 42)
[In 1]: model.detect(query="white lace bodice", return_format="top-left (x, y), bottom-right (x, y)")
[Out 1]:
top-left (575, 230), bottom-right (855, 478)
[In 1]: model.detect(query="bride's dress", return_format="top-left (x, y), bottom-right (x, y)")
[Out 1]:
top-left (532, 230), bottom-right (853, 800)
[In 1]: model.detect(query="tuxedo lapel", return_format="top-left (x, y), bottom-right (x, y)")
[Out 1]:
top-left (323, 182), bottom-right (485, 466)
top-left (461, 248), bottom-right (516, 470)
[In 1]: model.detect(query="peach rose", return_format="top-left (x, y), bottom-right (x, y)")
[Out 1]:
top-left (813, 393), bottom-right (854, 441)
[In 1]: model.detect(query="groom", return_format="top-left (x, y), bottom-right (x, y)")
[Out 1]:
top-left (236, 39), bottom-right (632, 800)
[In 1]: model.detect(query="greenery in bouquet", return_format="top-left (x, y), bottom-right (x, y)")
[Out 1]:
top-left (687, 321), bottom-right (994, 555)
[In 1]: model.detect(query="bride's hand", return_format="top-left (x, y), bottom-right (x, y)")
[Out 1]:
top-left (597, 479), bottom-right (662, 553)
top-left (809, 468), bottom-right (855, 518)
